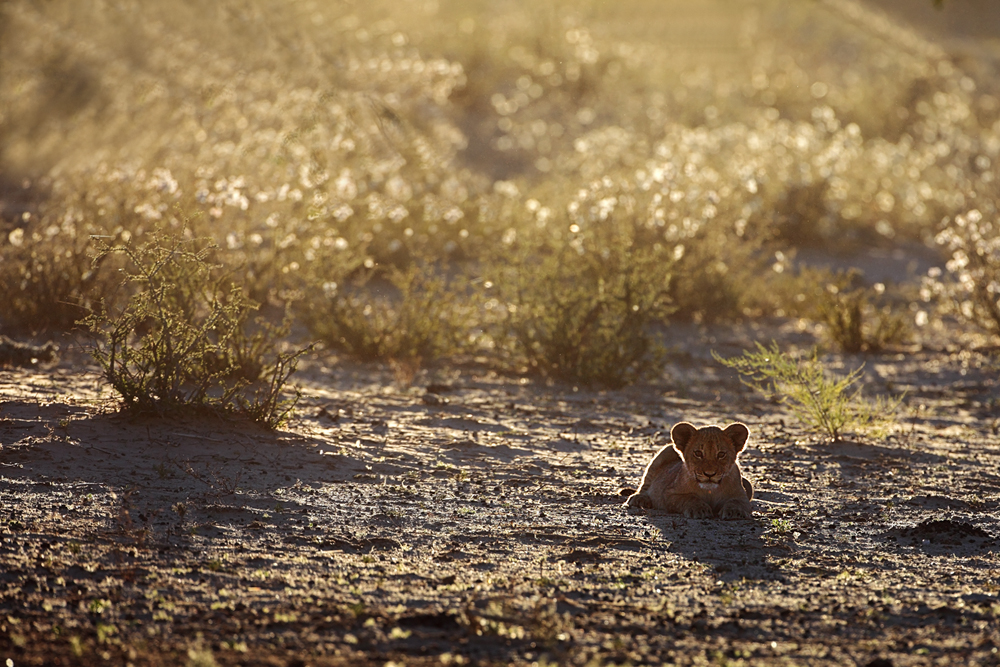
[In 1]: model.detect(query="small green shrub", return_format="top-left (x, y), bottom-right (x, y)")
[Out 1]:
top-left (714, 342), bottom-right (900, 441)
top-left (82, 232), bottom-right (308, 428)
top-left (489, 216), bottom-right (673, 388)
top-left (301, 257), bottom-right (474, 366)
top-left (770, 518), bottom-right (792, 534)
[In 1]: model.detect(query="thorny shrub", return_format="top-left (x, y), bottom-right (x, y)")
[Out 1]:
top-left (82, 233), bottom-right (308, 428)
top-left (715, 342), bottom-right (901, 442)
top-left (922, 209), bottom-right (1000, 339)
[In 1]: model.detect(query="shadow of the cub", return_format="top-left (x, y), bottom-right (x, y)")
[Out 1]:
top-left (641, 512), bottom-right (780, 581)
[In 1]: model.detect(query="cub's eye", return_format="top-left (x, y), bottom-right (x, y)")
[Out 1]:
top-left (717, 451), bottom-right (727, 460)
top-left (694, 451), bottom-right (704, 459)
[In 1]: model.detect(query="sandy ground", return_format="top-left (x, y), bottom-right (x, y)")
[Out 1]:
top-left (1, 321), bottom-right (998, 666)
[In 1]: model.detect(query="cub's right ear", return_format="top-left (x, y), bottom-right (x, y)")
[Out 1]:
top-left (670, 422), bottom-right (698, 452)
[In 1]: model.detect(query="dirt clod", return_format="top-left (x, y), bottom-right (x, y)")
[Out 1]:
top-left (894, 518), bottom-right (995, 546)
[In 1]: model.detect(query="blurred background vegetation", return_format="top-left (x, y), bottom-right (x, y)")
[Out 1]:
top-left (1, 0), bottom-right (999, 388)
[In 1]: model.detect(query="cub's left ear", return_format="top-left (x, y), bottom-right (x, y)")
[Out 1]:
top-left (723, 423), bottom-right (750, 452)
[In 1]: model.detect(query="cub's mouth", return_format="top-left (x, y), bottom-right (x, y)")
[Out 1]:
top-left (697, 481), bottom-right (720, 491)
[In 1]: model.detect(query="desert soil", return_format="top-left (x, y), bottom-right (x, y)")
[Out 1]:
top-left (1, 322), bottom-right (999, 667)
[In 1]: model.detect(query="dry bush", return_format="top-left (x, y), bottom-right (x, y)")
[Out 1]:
top-left (798, 268), bottom-right (911, 353)
top-left (487, 210), bottom-right (673, 388)
top-left (0, 218), bottom-right (106, 333)
top-left (83, 232), bottom-right (307, 428)
top-left (922, 209), bottom-right (1000, 340)
top-left (300, 258), bottom-right (475, 366)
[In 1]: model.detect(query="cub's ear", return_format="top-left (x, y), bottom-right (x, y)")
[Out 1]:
top-left (723, 422), bottom-right (750, 452)
top-left (670, 422), bottom-right (698, 453)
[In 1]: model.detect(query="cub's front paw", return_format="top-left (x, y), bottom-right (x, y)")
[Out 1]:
top-left (624, 493), bottom-right (652, 509)
top-left (719, 501), bottom-right (751, 520)
top-left (683, 501), bottom-right (714, 519)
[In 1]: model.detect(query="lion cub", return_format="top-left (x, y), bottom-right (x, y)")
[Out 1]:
top-left (623, 422), bottom-right (753, 520)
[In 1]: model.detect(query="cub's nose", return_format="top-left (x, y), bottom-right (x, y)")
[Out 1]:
top-left (703, 470), bottom-right (718, 479)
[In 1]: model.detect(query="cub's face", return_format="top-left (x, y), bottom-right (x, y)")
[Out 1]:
top-left (671, 422), bottom-right (748, 490)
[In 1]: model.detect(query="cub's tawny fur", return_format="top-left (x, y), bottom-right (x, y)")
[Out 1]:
top-left (624, 422), bottom-right (753, 520)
